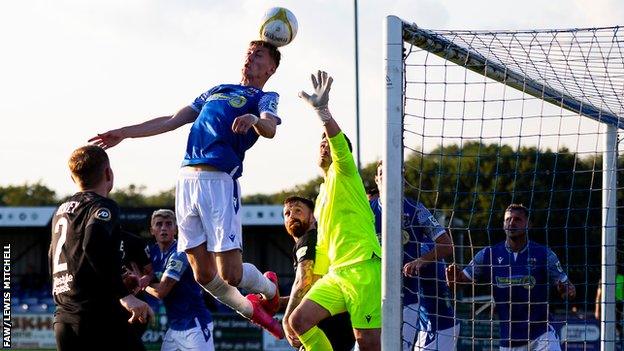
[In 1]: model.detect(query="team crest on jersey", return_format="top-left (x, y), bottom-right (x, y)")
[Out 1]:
top-left (95, 208), bottom-right (111, 221)
top-left (167, 258), bottom-right (183, 273)
top-left (228, 95), bottom-right (247, 108)
top-left (402, 230), bottom-right (410, 245)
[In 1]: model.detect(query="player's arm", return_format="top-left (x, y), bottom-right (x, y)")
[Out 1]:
top-left (232, 92), bottom-right (280, 138)
top-left (145, 276), bottom-right (178, 300)
top-left (404, 233), bottom-right (453, 277)
top-left (547, 249), bottom-right (576, 300)
top-left (283, 259), bottom-right (320, 348)
top-left (89, 106), bottom-right (199, 149)
top-left (446, 248), bottom-right (486, 292)
top-left (284, 259), bottom-right (320, 318)
top-left (404, 202), bottom-right (453, 276)
top-left (300, 71), bottom-right (357, 175)
top-left (138, 263), bottom-right (154, 290)
top-left (145, 251), bottom-right (188, 299)
top-left (232, 112), bottom-right (278, 138)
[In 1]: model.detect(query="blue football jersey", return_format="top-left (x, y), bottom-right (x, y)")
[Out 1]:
top-left (370, 198), bottom-right (455, 333)
top-left (463, 240), bottom-right (568, 347)
top-left (184, 84), bottom-right (280, 179)
top-left (149, 241), bottom-right (212, 331)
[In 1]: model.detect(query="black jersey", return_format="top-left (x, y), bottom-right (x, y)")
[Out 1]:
top-left (49, 191), bottom-right (128, 324)
top-left (120, 231), bottom-right (150, 272)
top-left (293, 229), bottom-right (356, 351)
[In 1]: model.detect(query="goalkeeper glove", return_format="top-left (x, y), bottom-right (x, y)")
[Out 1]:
top-left (299, 70), bottom-right (334, 124)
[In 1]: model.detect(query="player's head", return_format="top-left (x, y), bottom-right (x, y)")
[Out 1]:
top-left (68, 145), bottom-right (113, 194)
top-left (374, 160), bottom-right (383, 191)
top-left (241, 40), bottom-right (280, 88)
top-left (366, 186), bottom-right (379, 201)
top-left (504, 203), bottom-right (529, 239)
top-left (150, 209), bottom-right (176, 245)
top-left (283, 196), bottom-right (315, 238)
top-left (318, 132), bottom-right (352, 170)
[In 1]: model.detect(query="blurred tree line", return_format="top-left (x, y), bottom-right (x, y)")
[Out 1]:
top-left (0, 183), bottom-right (175, 207)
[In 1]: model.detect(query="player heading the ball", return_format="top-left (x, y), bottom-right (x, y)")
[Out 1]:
top-left (89, 39), bottom-right (289, 339)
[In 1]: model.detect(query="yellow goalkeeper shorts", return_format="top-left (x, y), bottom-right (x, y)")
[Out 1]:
top-left (305, 257), bottom-right (381, 329)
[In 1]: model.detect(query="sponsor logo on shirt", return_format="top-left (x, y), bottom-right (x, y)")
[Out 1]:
top-left (205, 92), bottom-right (247, 108)
top-left (95, 208), bottom-right (111, 221)
top-left (495, 275), bottom-right (536, 289)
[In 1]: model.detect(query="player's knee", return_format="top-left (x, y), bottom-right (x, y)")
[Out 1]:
top-left (289, 310), bottom-right (312, 335)
top-left (193, 268), bottom-right (218, 286)
top-left (220, 270), bottom-right (242, 287)
top-left (355, 331), bottom-right (381, 351)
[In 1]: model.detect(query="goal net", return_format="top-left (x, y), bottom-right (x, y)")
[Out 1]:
top-left (382, 17), bottom-right (623, 350)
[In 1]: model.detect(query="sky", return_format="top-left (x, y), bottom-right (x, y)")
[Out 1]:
top-left (1, 0), bottom-right (623, 198)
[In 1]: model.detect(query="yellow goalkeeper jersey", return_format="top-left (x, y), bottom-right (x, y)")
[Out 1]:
top-left (313, 132), bottom-right (382, 275)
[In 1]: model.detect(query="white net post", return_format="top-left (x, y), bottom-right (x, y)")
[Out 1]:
top-left (382, 15), bottom-right (404, 350)
top-left (602, 124), bottom-right (618, 351)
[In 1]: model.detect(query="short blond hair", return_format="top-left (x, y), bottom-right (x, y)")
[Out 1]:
top-left (151, 209), bottom-right (175, 225)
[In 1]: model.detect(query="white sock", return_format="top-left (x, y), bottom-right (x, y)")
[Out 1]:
top-left (202, 275), bottom-right (253, 317)
top-left (238, 263), bottom-right (276, 299)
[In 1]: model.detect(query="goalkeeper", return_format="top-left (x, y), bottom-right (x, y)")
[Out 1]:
top-left (286, 71), bottom-right (382, 351)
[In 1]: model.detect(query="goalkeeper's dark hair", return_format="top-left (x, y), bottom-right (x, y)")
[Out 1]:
top-left (250, 40), bottom-right (281, 68)
top-left (505, 203), bottom-right (529, 219)
top-left (321, 132), bottom-right (353, 152)
top-left (284, 196), bottom-right (315, 212)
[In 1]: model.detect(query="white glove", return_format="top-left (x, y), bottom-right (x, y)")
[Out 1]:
top-left (299, 70), bottom-right (334, 124)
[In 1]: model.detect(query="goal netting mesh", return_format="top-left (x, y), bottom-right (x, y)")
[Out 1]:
top-left (385, 20), bottom-right (623, 350)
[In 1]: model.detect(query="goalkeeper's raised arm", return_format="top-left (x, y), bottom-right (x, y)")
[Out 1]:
top-left (299, 70), bottom-right (340, 138)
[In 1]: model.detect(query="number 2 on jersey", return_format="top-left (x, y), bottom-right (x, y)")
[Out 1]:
top-left (53, 217), bottom-right (68, 273)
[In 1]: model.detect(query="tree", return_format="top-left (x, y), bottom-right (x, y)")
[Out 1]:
top-left (110, 185), bottom-right (174, 207)
top-left (0, 182), bottom-right (57, 206)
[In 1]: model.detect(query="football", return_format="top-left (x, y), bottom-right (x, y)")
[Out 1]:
top-left (259, 7), bottom-right (298, 47)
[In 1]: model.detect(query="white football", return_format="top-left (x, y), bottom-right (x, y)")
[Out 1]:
top-left (259, 7), bottom-right (298, 47)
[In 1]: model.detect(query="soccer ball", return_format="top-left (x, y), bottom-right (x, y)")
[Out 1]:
top-left (259, 7), bottom-right (298, 47)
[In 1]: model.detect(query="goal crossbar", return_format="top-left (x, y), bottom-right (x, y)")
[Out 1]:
top-left (402, 24), bottom-right (624, 130)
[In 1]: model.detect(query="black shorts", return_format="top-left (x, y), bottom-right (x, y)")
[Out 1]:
top-left (54, 317), bottom-right (145, 351)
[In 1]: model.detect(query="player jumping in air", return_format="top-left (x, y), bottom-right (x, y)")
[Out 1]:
top-left (447, 204), bottom-right (576, 350)
top-left (286, 71), bottom-right (382, 351)
top-left (89, 41), bottom-right (284, 338)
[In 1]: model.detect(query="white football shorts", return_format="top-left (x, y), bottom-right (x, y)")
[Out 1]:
top-left (175, 169), bottom-right (242, 253)
top-left (500, 326), bottom-right (561, 351)
top-left (161, 318), bottom-right (214, 351)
